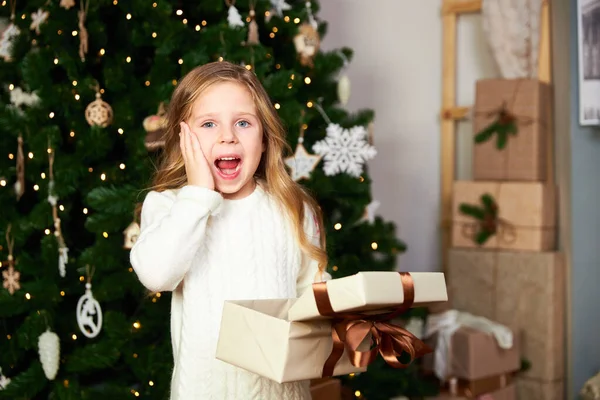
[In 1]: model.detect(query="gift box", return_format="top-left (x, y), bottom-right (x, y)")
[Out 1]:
top-left (516, 377), bottom-right (563, 400)
top-left (447, 249), bottom-right (565, 381)
top-left (216, 271), bottom-right (448, 383)
top-left (494, 252), bottom-right (565, 381)
top-left (310, 378), bottom-right (341, 400)
top-left (426, 383), bottom-right (516, 400)
top-left (422, 327), bottom-right (520, 383)
top-left (472, 78), bottom-right (552, 181)
top-left (451, 181), bottom-right (556, 251)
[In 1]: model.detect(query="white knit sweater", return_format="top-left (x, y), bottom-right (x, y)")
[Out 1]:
top-left (130, 183), bottom-right (326, 400)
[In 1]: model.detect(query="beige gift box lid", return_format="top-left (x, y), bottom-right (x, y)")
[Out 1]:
top-left (215, 272), bottom-right (448, 383)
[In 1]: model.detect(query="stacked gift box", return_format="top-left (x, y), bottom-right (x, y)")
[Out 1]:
top-left (442, 78), bottom-right (564, 399)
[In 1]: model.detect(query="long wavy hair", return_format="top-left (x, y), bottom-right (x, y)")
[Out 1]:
top-left (147, 61), bottom-right (327, 274)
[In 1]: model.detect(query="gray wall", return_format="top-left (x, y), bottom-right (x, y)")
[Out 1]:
top-left (568, 0), bottom-right (600, 396)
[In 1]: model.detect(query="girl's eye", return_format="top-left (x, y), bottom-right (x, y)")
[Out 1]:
top-left (236, 120), bottom-right (250, 128)
top-left (201, 122), bottom-right (215, 128)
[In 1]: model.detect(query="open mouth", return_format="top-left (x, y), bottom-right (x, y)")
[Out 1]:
top-left (214, 156), bottom-right (242, 178)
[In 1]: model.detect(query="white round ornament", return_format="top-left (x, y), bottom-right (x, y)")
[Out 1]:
top-left (76, 282), bottom-right (103, 338)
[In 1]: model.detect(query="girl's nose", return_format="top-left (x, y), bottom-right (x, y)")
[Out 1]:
top-left (219, 127), bottom-right (237, 144)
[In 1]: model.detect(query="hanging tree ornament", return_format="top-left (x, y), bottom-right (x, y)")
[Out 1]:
top-left (47, 143), bottom-right (69, 277)
top-left (14, 134), bottom-right (24, 200)
top-left (284, 111), bottom-right (322, 181)
top-left (293, 23), bottom-right (320, 67)
top-left (38, 329), bottom-right (60, 380)
top-left (311, 101), bottom-right (377, 177)
top-left (0, 0), bottom-right (20, 62)
top-left (76, 265), bottom-right (103, 338)
top-left (337, 51), bottom-right (351, 106)
top-left (30, 8), bottom-right (49, 35)
top-left (225, 0), bottom-right (244, 28)
top-left (246, 0), bottom-right (260, 45)
top-left (85, 83), bottom-right (113, 128)
top-left (2, 225), bottom-right (20, 295)
top-left (78, 0), bottom-right (89, 61)
top-left (0, 367), bottom-right (10, 390)
top-left (143, 102), bottom-right (168, 151)
top-left (60, 0), bottom-right (75, 10)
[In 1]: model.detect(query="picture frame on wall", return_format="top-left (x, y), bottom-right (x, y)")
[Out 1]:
top-left (578, 0), bottom-right (600, 125)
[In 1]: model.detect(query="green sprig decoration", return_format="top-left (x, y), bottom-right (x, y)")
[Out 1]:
top-left (474, 102), bottom-right (518, 150)
top-left (458, 193), bottom-right (498, 245)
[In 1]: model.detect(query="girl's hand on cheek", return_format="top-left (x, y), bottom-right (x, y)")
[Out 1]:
top-left (180, 122), bottom-right (215, 190)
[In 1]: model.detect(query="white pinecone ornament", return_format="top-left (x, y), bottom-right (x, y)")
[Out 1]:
top-left (38, 329), bottom-right (60, 380)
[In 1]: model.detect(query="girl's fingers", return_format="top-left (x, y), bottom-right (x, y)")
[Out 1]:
top-left (183, 123), bottom-right (194, 160)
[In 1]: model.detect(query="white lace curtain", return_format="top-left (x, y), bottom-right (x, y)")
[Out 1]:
top-left (482, 0), bottom-right (544, 79)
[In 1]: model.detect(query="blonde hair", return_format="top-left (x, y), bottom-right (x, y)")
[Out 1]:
top-left (147, 61), bottom-right (327, 273)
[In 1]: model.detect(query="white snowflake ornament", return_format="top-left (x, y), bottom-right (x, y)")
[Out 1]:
top-left (0, 23), bottom-right (20, 62)
top-left (312, 123), bottom-right (377, 177)
top-left (271, 0), bottom-right (292, 16)
top-left (38, 329), bottom-right (60, 380)
top-left (30, 9), bottom-right (49, 35)
top-left (227, 5), bottom-right (244, 28)
top-left (0, 368), bottom-right (10, 390)
top-left (285, 139), bottom-right (322, 181)
top-left (2, 264), bottom-right (20, 295)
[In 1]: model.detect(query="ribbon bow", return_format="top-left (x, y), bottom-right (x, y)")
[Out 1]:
top-left (313, 272), bottom-right (433, 377)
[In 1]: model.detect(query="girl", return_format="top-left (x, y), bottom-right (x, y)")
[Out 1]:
top-left (130, 61), bottom-right (330, 400)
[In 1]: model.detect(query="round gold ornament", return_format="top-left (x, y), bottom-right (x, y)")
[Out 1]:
top-left (85, 92), bottom-right (113, 127)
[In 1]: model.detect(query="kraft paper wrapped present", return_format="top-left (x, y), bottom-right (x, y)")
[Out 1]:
top-left (447, 249), bottom-right (565, 382)
top-left (216, 271), bottom-right (448, 383)
top-left (422, 314), bottom-right (520, 383)
top-left (310, 378), bottom-right (341, 400)
top-left (451, 181), bottom-right (556, 251)
top-left (516, 378), bottom-right (563, 400)
top-left (472, 78), bottom-right (552, 181)
top-left (426, 383), bottom-right (516, 400)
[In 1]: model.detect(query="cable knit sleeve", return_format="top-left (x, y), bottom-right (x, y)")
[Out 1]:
top-left (130, 185), bottom-right (223, 293)
top-left (296, 204), bottom-right (331, 297)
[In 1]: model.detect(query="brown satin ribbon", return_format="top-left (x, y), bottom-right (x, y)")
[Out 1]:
top-left (313, 272), bottom-right (432, 378)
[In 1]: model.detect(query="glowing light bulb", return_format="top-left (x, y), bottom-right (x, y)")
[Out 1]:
top-left (25, 293), bottom-right (31, 300)
top-left (75, 94), bottom-right (80, 100)
top-left (72, 334), bottom-right (77, 340)
top-left (118, 128), bottom-right (124, 134)
top-left (59, 205), bottom-right (64, 211)
top-left (133, 321), bottom-right (141, 329)
top-left (54, 58), bottom-right (58, 64)
top-left (126, 56), bottom-right (131, 63)
top-left (33, 184), bottom-right (40, 191)
top-left (119, 163), bottom-right (126, 169)
top-left (304, 77), bottom-right (311, 84)
top-left (178, 58), bottom-right (183, 64)
top-left (8, 84), bottom-right (14, 90)
top-left (152, 32), bottom-right (157, 38)
top-left (274, 103), bottom-right (281, 109)
top-left (72, 80), bottom-right (77, 86)
top-left (126, 13), bottom-right (132, 19)
top-left (60, 291), bottom-right (65, 296)
top-left (176, 9), bottom-right (183, 15)
top-left (44, 229), bottom-right (50, 235)
top-left (83, 208), bottom-right (88, 214)
top-left (70, 131), bottom-right (75, 137)
top-left (0, 179), bottom-right (6, 187)
top-left (334, 223), bottom-right (342, 230)
top-left (99, 48), bottom-right (105, 55)
top-left (100, 173), bottom-right (106, 181)
top-left (294, 17), bottom-right (300, 23)
top-left (28, 152), bottom-right (34, 159)
top-left (103, 232), bottom-right (108, 238)
top-left (371, 242), bottom-right (378, 250)
top-left (72, 30), bottom-right (78, 36)
top-left (307, 101), bottom-right (313, 108)
top-left (195, 25), bottom-right (201, 31)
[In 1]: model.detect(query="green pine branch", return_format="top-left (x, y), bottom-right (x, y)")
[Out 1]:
top-left (474, 107), bottom-right (518, 150)
top-left (458, 193), bottom-right (498, 245)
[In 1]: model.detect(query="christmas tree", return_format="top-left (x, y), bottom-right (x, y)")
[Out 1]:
top-left (0, 1), bottom-right (433, 399)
